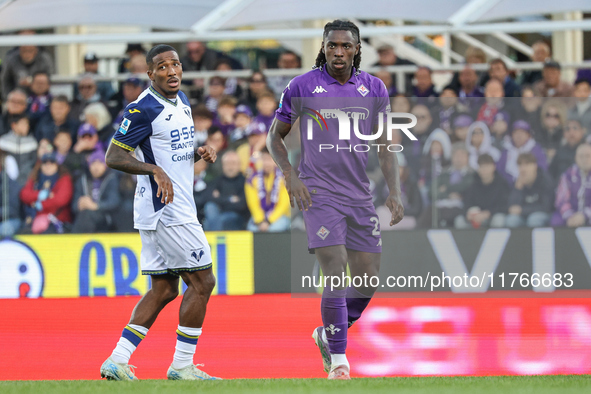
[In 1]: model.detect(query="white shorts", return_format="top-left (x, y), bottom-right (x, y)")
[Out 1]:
top-left (139, 221), bottom-right (212, 276)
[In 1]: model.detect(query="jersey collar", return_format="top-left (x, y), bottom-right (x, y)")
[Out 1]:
top-left (321, 66), bottom-right (358, 85)
top-left (149, 86), bottom-right (178, 106)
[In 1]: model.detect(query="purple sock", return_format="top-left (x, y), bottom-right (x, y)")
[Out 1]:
top-left (346, 286), bottom-right (373, 327)
top-left (321, 288), bottom-right (348, 354)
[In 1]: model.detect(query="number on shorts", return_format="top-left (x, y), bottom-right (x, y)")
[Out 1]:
top-left (370, 217), bottom-right (380, 236)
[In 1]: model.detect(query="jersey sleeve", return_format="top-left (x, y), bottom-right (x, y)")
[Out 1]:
top-left (111, 105), bottom-right (152, 151)
top-left (275, 77), bottom-right (299, 125)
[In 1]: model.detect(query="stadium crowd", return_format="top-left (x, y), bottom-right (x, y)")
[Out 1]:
top-left (1, 38), bottom-right (591, 235)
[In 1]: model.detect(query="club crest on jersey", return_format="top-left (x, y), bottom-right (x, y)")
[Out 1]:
top-left (184, 108), bottom-right (191, 118)
top-left (316, 226), bottom-right (330, 240)
top-left (118, 118), bottom-right (131, 135)
top-left (312, 86), bottom-right (327, 94)
top-left (357, 84), bottom-right (370, 97)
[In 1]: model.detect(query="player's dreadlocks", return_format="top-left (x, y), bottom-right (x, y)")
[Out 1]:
top-left (313, 20), bottom-right (362, 76)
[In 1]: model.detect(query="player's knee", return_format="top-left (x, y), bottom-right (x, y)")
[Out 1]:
top-left (202, 271), bottom-right (216, 294)
top-left (161, 286), bottom-right (179, 304)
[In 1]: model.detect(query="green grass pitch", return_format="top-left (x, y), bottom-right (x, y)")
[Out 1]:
top-left (2, 376), bottom-right (591, 394)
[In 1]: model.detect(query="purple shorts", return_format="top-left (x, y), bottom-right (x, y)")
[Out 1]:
top-left (302, 198), bottom-right (382, 253)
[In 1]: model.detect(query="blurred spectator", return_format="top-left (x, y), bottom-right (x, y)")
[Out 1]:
top-left (375, 69), bottom-right (398, 96)
top-left (374, 44), bottom-right (414, 67)
top-left (228, 104), bottom-right (253, 145)
top-left (391, 94), bottom-right (411, 113)
top-left (215, 59), bottom-right (243, 98)
top-left (111, 76), bottom-right (145, 125)
top-left (241, 71), bottom-right (270, 115)
top-left (403, 104), bottom-right (434, 174)
top-left (488, 58), bottom-right (521, 97)
top-left (0, 89), bottom-right (28, 137)
top-left (570, 78), bottom-right (591, 130)
top-left (53, 130), bottom-right (74, 166)
top-left (69, 123), bottom-right (105, 180)
top-left (1, 30), bottom-right (53, 100)
top-left (477, 79), bottom-right (505, 127)
top-left (182, 41), bottom-right (240, 72)
top-left (204, 76), bottom-right (226, 113)
top-left (505, 153), bottom-right (553, 227)
top-left (268, 50), bottom-right (301, 99)
top-left (202, 127), bottom-right (226, 182)
top-left (0, 114), bottom-right (38, 185)
top-left (519, 86), bottom-right (543, 137)
top-left (450, 114), bottom-right (472, 143)
top-left (377, 153), bottom-right (422, 230)
top-left (34, 95), bottom-right (78, 142)
top-left (79, 52), bottom-right (115, 101)
top-left (457, 65), bottom-right (484, 114)
top-left (497, 120), bottom-right (548, 184)
top-left (519, 41), bottom-right (550, 86)
top-left (417, 143), bottom-right (474, 228)
top-left (420, 129), bottom-right (452, 202)
top-left (192, 104), bottom-right (214, 147)
top-left (490, 111), bottom-right (510, 149)
top-left (455, 154), bottom-right (509, 229)
top-left (551, 143), bottom-right (591, 227)
top-left (203, 151), bottom-right (249, 231)
top-left (466, 121), bottom-right (501, 170)
top-left (128, 54), bottom-right (149, 75)
top-left (436, 87), bottom-right (459, 134)
top-left (0, 152), bottom-right (22, 236)
top-left (213, 96), bottom-right (237, 137)
top-left (27, 71), bottom-right (52, 128)
top-left (245, 149), bottom-right (290, 232)
top-left (118, 44), bottom-right (146, 74)
top-left (71, 150), bottom-right (120, 233)
top-left (70, 74), bottom-right (103, 122)
top-left (20, 152), bottom-right (73, 234)
top-left (550, 118), bottom-right (587, 181)
top-left (449, 46), bottom-right (487, 91)
top-left (114, 173), bottom-right (136, 232)
top-left (251, 91), bottom-right (277, 134)
top-left (411, 66), bottom-right (438, 106)
top-left (539, 99), bottom-right (568, 159)
top-left (0, 148), bottom-right (19, 181)
top-left (83, 102), bottom-right (114, 149)
top-left (193, 159), bottom-right (209, 224)
top-left (533, 60), bottom-right (574, 98)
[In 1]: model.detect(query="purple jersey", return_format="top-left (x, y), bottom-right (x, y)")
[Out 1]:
top-left (275, 67), bottom-right (390, 205)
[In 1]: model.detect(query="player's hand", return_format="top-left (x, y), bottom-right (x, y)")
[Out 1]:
top-left (385, 193), bottom-right (404, 226)
top-left (284, 170), bottom-right (312, 211)
top-left (198, 145), bottom-right (217, 163)
top-left (153, 167), bottom-right (174, 204)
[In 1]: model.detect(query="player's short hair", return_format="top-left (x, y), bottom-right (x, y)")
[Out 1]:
top-left (477, 153), bottom-right (495, 166)
top-left (146, 44), bottom-right (178, 68)
top-left (517, 153), bottom-right (537, 165)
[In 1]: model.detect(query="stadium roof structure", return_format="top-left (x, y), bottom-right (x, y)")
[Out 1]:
top-left (0, 0), bottom-right (590, 46)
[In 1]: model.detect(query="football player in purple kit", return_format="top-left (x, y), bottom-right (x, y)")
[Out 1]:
top-left (267, 20), bottom-right (404, 380)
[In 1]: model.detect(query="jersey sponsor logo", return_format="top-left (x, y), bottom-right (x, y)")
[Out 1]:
top-left (118, 118), bottom-right (131, 135)
top-left (312, 86), bottom-right (328, 94)
top-left (165, 114), bottom-right (173, 121)
top-left (128, 109), bottom-right (141, 114)
top-left (357, 84), bottom-right (370, 97)
top-left (316, 226), bottom-right (330, 240)
top-left (325, 324), bottom-right (341, 335)
top-left (171, 151), bottom-right (194, 162)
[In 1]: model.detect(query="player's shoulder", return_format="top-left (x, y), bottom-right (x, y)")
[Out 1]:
top-left (284, 68), bottom-right (323, 92)
top-left (124, 88), bottom-right (165, 123)
top-left (177, 90), bottom-right (191, 107)
top-left (356, 70), bottom-right (388, 95)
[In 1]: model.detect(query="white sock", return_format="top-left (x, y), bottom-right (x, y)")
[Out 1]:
top-left (111, 324), bottom-right (148, 364)
top-left (330, 353), bottom-right (350, 370)
top-left (172, 325), bottom-right (202, 369)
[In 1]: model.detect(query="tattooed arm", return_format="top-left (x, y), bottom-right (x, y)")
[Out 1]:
top-left (105, 143), bottom-right (174, 204)
top-left (266, 118), bottom-right (311, 211)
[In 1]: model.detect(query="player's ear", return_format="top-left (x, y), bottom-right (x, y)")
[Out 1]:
top-left (147, 68), bottom-right (154, 81)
